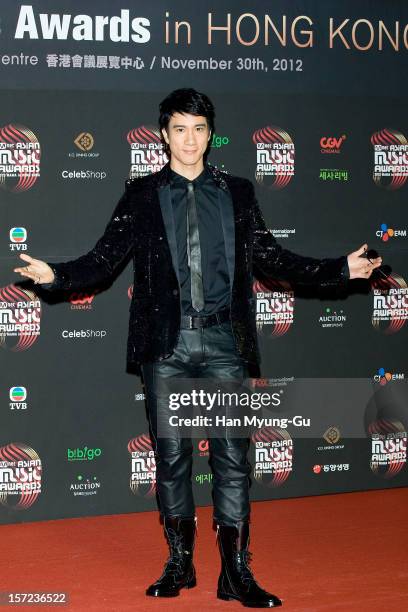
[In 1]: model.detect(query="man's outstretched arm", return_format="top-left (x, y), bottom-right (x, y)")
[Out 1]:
top-left (14, 186), bottom-right (134, 291)
top-left (249, 181), bottom-right (381, 285)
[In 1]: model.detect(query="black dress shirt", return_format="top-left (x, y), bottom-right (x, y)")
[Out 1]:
top-left (169, 166), bottom-right (230, 315)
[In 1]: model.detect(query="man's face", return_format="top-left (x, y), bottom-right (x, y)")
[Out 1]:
top-left (161, 112), bottom-right (211, 172)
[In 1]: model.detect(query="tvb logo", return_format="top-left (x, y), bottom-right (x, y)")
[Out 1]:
top-left (67, 446), bottom-right (102, 461)
top-left (9, 386), bottom-right (27, 410)
top-left (9, 227), bottom-right (28, 251)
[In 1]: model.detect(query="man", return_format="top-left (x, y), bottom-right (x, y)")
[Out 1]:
top-left (14, 88), bottom-right (381, 608)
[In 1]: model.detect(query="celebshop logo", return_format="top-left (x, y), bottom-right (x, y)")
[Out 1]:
top-left (61, 328), bottom-right (107, 339)
top-left (0, 442), bottom-right (42, 510)
top-left (253, 279), bottom-right (295, 337)
top-left (320, 135), bottom-right (346, 154)
top-left (376, 223), bottom-right (406, 241)
top-left (371, 128), bottom-right (408, 190)
top-left (252, 125), bottom-right (295, 189)
top-left (0, 284), bottom-right (41, 351)
top-left (128, 434), bottom-right (156, 498)
top-left (127, 125), bottom-right (168, 179)
top-left (0, 124), bottom-right (40, 192)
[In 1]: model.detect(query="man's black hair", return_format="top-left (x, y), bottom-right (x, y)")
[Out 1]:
top-left (159, 88), bottom-right (215, 135)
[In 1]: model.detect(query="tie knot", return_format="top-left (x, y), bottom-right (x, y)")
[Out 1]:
top-left (187, 181), bottom-right (194, 193)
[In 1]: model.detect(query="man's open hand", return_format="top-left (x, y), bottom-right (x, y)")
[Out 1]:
top-left (14, 253), bottom-right (55, 284)
top-left (347, 244), bottom-right (382, 280)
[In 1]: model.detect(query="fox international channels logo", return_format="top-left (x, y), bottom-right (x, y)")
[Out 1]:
top-left (253, 279), bottom-right (295, 337)
top-left (0, 285), bottom-right (41, 351)
top-left (371, 273), bottom-right (408, 334)
top-left (0, 124), bottom-right (41, 192)
top-left (0, 442), bottom-right (42, 510)
top-left (371, 128), bottom-right (408, 190)
top-left (128, 433), bottom-right (156, 498)
top-left (127, 125), bottom-right (168, 178)
top-left (252, 125), bottom-right (295, 189)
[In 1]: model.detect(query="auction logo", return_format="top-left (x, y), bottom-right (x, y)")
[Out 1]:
top-left (128, 433), bottom-right (156, 498)
top-left (318, 306), bottom-right (347, 328)
top-left (0, 124), bottom-right (40, 192)
top-left (376, 223), bottom-right (406, 241)
top-left (252, 427), bottom-right (293, 487)
top-left (320, 135), bottom-right (346, 154)
top-left (252, 125), bottom-right (295, 189)
top-left (0, 442), bottom-right (42, 510)
top-left (369, 419), bottom-right (407, 478)
top-left (0, 285), bottom-right (41, 351)
top-left (371, 128), bottom-right (408, 190)
top-left (69, 474), bottom-right (101, 497)
top-left (127, 125), bottom-right (168, 178)
top-left (9, 386), bottom-right (27, 410)
top-left (253, 279), bottom-right (295, 337)
top-left (373, 368), bottom-right (405, 385)
top-left (371, 273), bottom-right (408, 334)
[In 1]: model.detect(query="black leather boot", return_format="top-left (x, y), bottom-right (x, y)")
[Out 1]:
top-left (216, 522), bottom-right (282, 608)
top-left (146, 516), bottom-right (197, 597)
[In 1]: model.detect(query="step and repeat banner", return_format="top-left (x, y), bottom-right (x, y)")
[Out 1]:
top-left (1, 1), bottom-right (407, 524)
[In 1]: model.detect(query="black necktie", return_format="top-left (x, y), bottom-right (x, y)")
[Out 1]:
top-left (186, 181), bottom-right (204, 312)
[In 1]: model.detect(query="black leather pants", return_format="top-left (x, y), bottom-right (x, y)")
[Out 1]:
top-left (141, 320), bottom-right (251, 527)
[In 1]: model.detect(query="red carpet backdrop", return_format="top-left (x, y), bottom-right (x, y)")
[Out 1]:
top-left (0, 0), bottom-right (407, 524)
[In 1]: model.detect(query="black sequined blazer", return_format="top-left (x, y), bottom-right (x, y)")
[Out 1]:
top-left (46, 163), bottom-right (348, 374)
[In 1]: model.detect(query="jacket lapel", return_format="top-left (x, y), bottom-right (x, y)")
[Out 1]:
top-left (158, 184), bottom-right (180, 283)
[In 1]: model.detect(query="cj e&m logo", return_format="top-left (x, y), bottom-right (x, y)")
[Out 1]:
top-left (9, 386), bottom-right (27, 410)
top-left (376, 223), bottom-right (406, 242)
top-left (9, 227), bottom-right (27, 251)
top-left (373, 368), bottom-right (405, 385)
top-left (320, 135), bottom-right (346, 154)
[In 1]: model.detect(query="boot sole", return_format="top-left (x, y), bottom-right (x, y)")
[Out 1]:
top-left (217, 591), bottom-right (282, 607)
top-left (146, 577), bottom-right (197, 597)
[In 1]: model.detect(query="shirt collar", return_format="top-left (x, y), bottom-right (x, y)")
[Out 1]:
top-left (169, 165), bottom-right (210, 187)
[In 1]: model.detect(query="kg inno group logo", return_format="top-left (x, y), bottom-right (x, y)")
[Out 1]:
top-left (371, 128), bottom-right (408, 190)
top-left (127, 125), bottom-right (168, 179)
top-left (0, 124), bottom-right (41, 192)
top-left (252, 125), bottom-right (295, 189)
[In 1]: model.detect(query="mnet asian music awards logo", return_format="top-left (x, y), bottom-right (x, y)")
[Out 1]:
top-left (376, 223), bottom-right (406, 242)
top-left (127, 125), bottom-right (168, 178)
top-left (0, 285), bottom-right (41, 351)
top-left (373, 368), bottom-right (405, 386)
top-left (318, 307), bottom-right (347, 328)
top-left (253, 279), bottom-right (295, 337)
top-left (0, 124), bottom-right (40, 192)
top-left (9, 386), bottom-right (28, 410)
top-left (0, 442), bottom-right (42, 510)
top-left (128, 434), bottom-right (156, 498)
top-left (371, 273), bottom-right (408, 334)
top-left (252, 125), bottom-right (295, 189)
top-left (371, 128), bottom-right (408, 190)
top-left (369, 420), bottom-right (407, 479)
top-left (9, 227), bottom-right (28, 252)
top-left (252, 427), bottom-right (293, 487)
